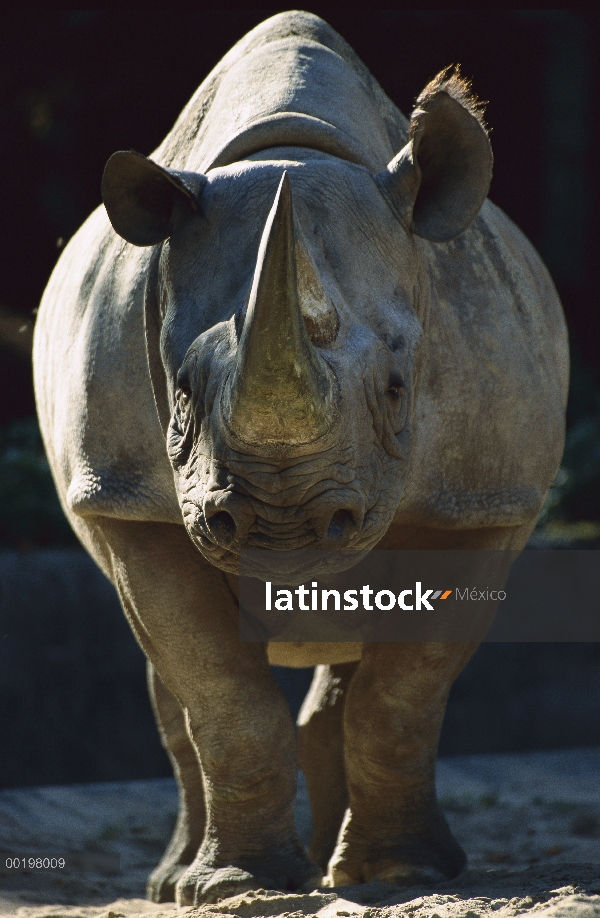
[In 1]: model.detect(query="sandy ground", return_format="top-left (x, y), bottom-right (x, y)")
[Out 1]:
top-left (0, 748), bottom-right (599, 918)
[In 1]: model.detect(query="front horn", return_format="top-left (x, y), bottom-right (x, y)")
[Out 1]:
top-left (224, 172), bottom-right (336, 446)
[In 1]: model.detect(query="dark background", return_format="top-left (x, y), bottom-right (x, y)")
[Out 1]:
top-left (1, 10), bottom-right (599, 788)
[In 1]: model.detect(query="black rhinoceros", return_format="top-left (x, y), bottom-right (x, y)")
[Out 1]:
top-left (34, 10), bottom-right (568, 907)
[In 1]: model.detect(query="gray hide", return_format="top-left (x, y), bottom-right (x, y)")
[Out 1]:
top-left (34, 10), bottom-right (568, 909)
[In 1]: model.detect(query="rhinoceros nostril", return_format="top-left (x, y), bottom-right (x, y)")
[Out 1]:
top-left (327, 508), bottom-right (355, 540)
top-left (207, 510), bottom-right (236, 543)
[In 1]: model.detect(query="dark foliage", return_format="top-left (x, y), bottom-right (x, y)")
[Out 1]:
top-left (0, 417), bottom-right (76, 548)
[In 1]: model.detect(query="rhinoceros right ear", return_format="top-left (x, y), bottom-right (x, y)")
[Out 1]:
top-left (102, 150), bottom-right (206, 246)
top-left (374, 68), bottom-right (493, 242)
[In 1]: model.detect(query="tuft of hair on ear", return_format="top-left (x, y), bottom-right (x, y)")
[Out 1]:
top-left (409, 65), bottom-right (489, 139)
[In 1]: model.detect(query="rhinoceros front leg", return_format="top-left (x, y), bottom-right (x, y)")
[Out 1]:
top-left (94, 519), bottom-right (321, 906)
top-left (297, 662), bottom-right (357, 870)
top-left (146, 662), bottom-right (206, 902)
top-left (328, 641), bottom-right (476, 886)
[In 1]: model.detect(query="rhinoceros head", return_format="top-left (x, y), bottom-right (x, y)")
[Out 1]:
top-left (102, 71), bottom-right (492, 575)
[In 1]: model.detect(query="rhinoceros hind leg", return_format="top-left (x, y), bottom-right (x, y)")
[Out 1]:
top-left (297, 662), bottom-right (357, 870)
top-left (146, 662), bottom-right (206, 903)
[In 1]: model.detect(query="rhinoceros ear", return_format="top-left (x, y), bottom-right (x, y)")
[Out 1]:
top-left (374, 68), bottom-right (493, 242)
top-left (102, 150), bottom-right (206, 246)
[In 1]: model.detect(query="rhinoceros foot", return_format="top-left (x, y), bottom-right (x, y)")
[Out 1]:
top-left (326, 813), bottom-right (466, 888)
top-left (175, 852), bottom-right (323, 906)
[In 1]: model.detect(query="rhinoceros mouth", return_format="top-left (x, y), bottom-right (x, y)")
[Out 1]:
top-left (186, 501), bottom-right (364, 554)
top-left (180, 483), bottom-right (381, 577)
top-left (185, 519), bottom-right (378, 581)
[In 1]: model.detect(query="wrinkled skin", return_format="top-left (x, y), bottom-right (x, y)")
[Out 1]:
top-left (33, 11), bottom-right (568, 908)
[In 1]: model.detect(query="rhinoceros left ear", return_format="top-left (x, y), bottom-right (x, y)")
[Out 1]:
top-left (102, 150), bottom-right (206, 246)
top-left (374, 68), bottom-right (493, 242)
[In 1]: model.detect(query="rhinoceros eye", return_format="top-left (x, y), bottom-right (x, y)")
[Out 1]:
top-left (386, 373), bottom-right (404, 401)
top-left (176, 365), bottom-right (193, 405)
top-left (178, 383), bottom-right (192, 404)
